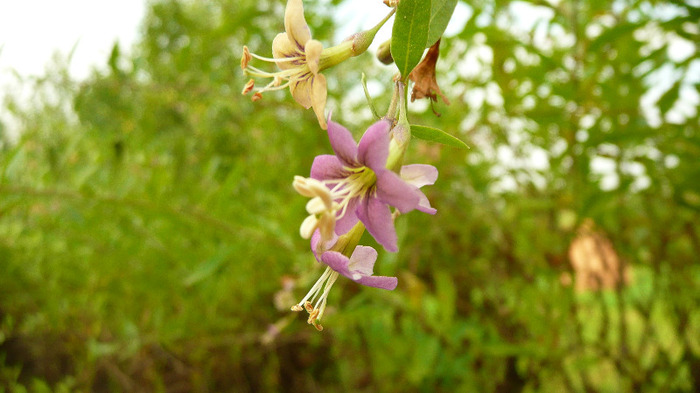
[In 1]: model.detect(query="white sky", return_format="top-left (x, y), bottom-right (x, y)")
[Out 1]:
top-left (0, 1), bottom-right (146, 138)
top-left (0, 0), bottom-right (145, 79)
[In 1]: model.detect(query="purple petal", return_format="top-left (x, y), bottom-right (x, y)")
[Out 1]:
top-left (334, 197), bottom-right (360, 235)
top-left (416, 190), bottom-right (437, 215)
top-left (376, 170), bottom-right (421, 213)
top-left (356, 275), bottom-right (398, 290)
top-left (321, 250), bottom-right (397, 290)
top-left (347, 245), bottom-right (377, 276)
top-left (310, 154), bottom-right (346, 181)
top-left (310, 229), bottom-right (338, 261)
top-left (327, 120), bottom-right (358, 167)
top-left (310, 230), bottom-right (321, 260)
top-left (357, 196), bottom-right (398, 252)
top-left (321, 251), bottom-right (349, 270)
top-left (357, 120), bottom-right (391, 171)
top-left (400, 164), bottom-right (438, 188)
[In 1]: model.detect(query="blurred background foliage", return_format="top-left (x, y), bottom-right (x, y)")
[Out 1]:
top-left (1, 0), bottom-right (699, 391)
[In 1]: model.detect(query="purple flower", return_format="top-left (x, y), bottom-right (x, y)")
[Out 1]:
top-left (310, 119), bottom-right (438, 252)
top-left (292, 230), bottom-right (397, 331)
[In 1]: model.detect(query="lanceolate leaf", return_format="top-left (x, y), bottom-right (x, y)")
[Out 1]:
top-left (391, 0), bottom-right (432, 80)
top-left (427, 0), bottom-right (458, 47)
top-left (411, 125), bottom-right (469, 149)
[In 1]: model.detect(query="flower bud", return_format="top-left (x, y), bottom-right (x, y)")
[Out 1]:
top-left (376, 39), bottom-right (394, 65)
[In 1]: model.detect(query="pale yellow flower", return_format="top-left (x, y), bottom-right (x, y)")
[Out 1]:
top-left (242, 0), bottom-right (396, 129)
top-left (242, 0), bottom-right (337, 129)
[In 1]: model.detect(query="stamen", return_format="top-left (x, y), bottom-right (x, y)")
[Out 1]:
top-left (307, 309), bottom-right (319, 325)
top-left (318, 166), bottom-right (377, 221)
top-left (291, 267), bottom-right (341, 331)
top-left (241, 46), bottom-right (252, 70)
top-left (241, 79), bottom-right (255, 95)
top-left (294, 267), bottom-right (333, 308)
top-left (249, 51), bottom-right (306, 63)
top-left (314, 273), bottom-right (338, 320)
top-left (252, 92), bottom-right (263, 102)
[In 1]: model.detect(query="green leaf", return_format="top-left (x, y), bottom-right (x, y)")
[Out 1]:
top-left (657, 79), bottom-right (681, 114)
top-left (411, 125), bottom-right (469, 149)
top-left (426, 0), bottom-right (458, 47)
top-left (391, 0), bottom-right (432, 79)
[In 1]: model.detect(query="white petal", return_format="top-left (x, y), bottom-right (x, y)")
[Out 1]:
top-left (300, 215), bottom-right (318, 239)
top-left (306, 197), bottom-right (326, 214)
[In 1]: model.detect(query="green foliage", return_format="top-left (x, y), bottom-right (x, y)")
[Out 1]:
top-left (1, 0), bottom-right (699, 392)
top-left (411, 124), bottom-right (469, 149)
top-left (391, 0), bottom-right (431, 80)
top-left (427, 0), bottom-right (458, 47)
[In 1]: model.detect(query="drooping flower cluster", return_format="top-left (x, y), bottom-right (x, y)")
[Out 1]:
top-left (243, 0), bottom-right (452, 331)
top-left (292, 118), bottom-right (438, 329)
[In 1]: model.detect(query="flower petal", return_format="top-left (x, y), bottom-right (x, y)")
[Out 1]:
top-left (356, 275), bottom-right (398, 290)
top-left (284, 0), bottom-right (311, 48)
top-left (400, 164), bottom-right (438, 188)
top-left (416, 190), bottom-right (437, 215)
top-left (335, 196), bottom-right (359, 235)
top-left (357, 196), bottom-right (398, 252)
top-left (300, 215), bottom-right (318, 239)
top-left (311, 229), bottom-right (337, 260)
top-left (357, 120), bottom-right (391, 171)
top-left (310, 154), bottom-right (345, 181)
top-left (347, 245), bottom-right (377, 276)
top-left (327, 120), bottom-right (359, 167)
top-left (272, 33), bottom-right (301, 69)
top-left (311, 73), bottom-right (327, 129)
top-left (376, 170), bottom-right (421, 213)
top-left (321, 250), bottom-right (397, 290)
top-left (305, 40), bottom-right (323, 75)
top-left (290, 74), bottom-right (314, 109)
top-left (321, 251), bottom-right (352, 275)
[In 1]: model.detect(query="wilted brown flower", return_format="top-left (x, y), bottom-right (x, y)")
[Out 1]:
top-left (409, 39), bottom-right (450, 108)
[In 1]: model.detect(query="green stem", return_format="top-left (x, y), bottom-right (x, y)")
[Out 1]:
top-left (386, 81), bottom-right (411, 171)
top-left (385, 80), bottom-right (401, 121)
top-left (361, 73), bottom-right (381, 119)
top-left (334, 221), bottom-right (366, 257)
top-left (349, 7), bottom-right (397, 56)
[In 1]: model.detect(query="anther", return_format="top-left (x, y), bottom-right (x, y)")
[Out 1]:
top-left (242, 79), bottom-right (255, 95)
top-left (241, 46), bottom-right (252, 70)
